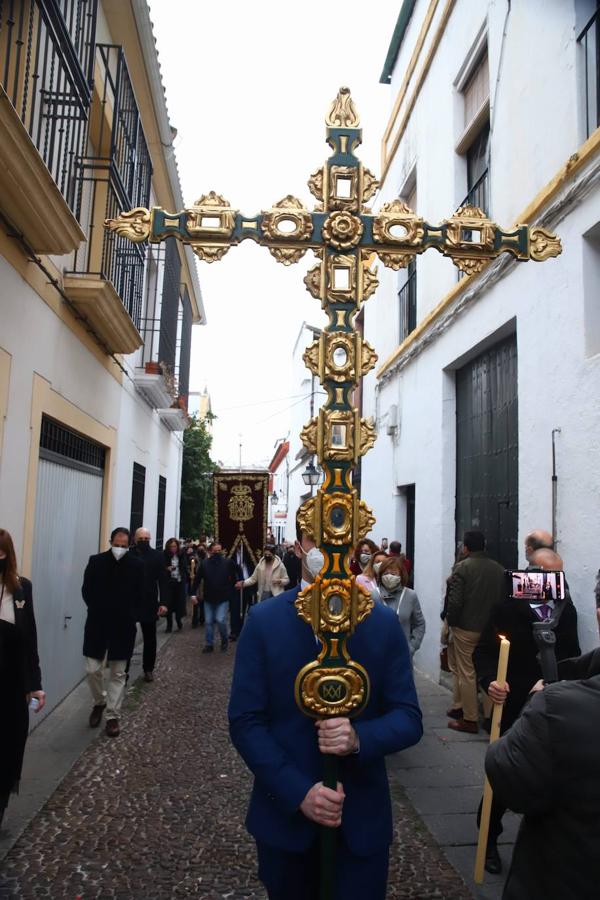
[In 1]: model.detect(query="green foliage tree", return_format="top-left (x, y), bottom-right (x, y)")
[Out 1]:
top-left (180, 413), bottom-right (216, 538)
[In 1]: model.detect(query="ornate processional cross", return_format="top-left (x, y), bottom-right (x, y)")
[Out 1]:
top-left (106, 85), bottom-right (560, 720)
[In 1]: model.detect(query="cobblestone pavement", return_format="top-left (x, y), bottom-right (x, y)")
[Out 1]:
top-left (0, 625), bottom-right (471, 899)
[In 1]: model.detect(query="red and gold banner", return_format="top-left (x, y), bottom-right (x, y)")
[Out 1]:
top-left (213, 471), bottom-right (269, 567)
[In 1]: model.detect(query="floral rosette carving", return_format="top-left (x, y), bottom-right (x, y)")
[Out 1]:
top-left (323, 211), bottom-right (364, 250)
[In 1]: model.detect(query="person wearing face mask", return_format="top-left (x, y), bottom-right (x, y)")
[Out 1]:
top-left (163, 538), bottom-right (189, 633)
top-left (377, 557), bottom-right (425, 663)
top-left (235, 544), bottom-right (290, 603)
top-left (228, 511), bottom-right (422, 900)
top-left (127, 528), bottom-right (169, 682)
top-left (82, 527), bottom-right (144, 737)
top-left (350, 538), bottom-right (379, 576)
top-left (356, 550), bottom-right (387, 602)
top-left (0, 528), bottom-right (45, 830)
top-left (193, 542), bottom-right (237, 653)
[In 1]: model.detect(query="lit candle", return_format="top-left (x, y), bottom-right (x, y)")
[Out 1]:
top-left (496, 634), bottom-right (510, 690)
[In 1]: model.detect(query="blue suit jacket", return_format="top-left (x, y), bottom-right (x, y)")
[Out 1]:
top-left (228, 585), bottom-right (423, 855)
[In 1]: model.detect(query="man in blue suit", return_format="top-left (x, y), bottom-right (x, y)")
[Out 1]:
top-left (228, 520), bottom-right (423, 899)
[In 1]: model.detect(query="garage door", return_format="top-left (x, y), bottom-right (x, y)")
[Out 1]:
top-left (30, 417), bottom-right (105, 719)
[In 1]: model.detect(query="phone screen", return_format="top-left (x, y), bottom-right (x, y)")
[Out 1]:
top-left (508, 570), bottom-right (565, 604)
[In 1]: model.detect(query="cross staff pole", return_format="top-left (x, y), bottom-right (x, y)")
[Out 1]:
top-left (106, 88), bottom-right (561, 900)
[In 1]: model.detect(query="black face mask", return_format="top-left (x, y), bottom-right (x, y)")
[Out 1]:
top-left (264, 553), bottom-right (273, 561)
top-left (136, 540), bottom-right (150, 552)
top-left (0, 558), bottom-right (6, 574)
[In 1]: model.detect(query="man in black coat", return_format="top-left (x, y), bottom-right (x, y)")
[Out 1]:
top-left (128, 528), bottom-right (169, 682)
top-left (82, 527), bottom-right (144, 737)
top-left (485, 609), bottom-right (600, 900)
top-left (192, 541), bottom-right (236, 653)
top-left (473, 548), bottom-right (580, 873)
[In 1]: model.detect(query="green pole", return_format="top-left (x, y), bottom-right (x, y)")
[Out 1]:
top-left (320, 753), bottom-right (338, 900)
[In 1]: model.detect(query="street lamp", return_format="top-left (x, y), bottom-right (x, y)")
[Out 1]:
top-left (271, 490), bottom-right (278, 502)
top-left (302, 460), bottom-right (321, 487)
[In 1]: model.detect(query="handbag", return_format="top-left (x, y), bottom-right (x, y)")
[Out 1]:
top-left (440, 646), bottom-right (450, 672)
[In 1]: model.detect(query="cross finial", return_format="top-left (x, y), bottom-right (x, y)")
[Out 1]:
top-left (326, 86), bottom-right (360, 128)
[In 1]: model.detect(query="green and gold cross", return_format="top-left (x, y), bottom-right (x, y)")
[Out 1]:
top-left (106, 86), bottom-right (560, 723)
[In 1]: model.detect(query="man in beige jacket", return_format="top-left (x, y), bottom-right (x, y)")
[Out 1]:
top-left (235, 544), bottom-right (289, 602)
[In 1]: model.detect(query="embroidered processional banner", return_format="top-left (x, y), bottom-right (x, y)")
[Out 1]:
top-left (213, 471), bottom-right (269, 567)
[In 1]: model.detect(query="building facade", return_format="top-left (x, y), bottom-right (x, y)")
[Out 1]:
top-left (267, 439), bottom-right (289, 545)
top-left (362, 0), bottom-right (600, 677)
top-left (284, 322), bottom-right (327, 544)
top-left (0, 0), bottom-right (204, 717)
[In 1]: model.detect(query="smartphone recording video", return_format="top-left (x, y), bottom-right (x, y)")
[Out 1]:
top-left (508, 570), bottom-right (565, 604)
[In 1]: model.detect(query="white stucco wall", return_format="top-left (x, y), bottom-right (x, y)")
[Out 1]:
top-left (362, 0), bottom-right (600, 678)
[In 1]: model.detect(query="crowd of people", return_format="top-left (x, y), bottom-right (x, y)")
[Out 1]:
top-left (2, 516), bottom-right (600, 898)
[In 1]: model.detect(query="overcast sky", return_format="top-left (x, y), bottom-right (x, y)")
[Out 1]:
top-left (147, 0), bottom-right (400, 467)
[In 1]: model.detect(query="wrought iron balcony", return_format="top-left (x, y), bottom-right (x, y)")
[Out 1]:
top-left (398, 261), bottom-right (417, 342)
top-left (0, 0), bottom-right (97, 252)
top-left (578, 8), bottom-right (600, 139)
top-left (65, 43), bottom-right (152, 352)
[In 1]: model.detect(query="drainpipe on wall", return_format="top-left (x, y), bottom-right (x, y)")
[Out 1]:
top-left (551, 428), bottom-right (561, 548)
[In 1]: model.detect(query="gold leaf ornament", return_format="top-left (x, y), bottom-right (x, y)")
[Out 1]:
top-left (529, 226), bottom-right (562, 261)
top-left (326, 86), bottom-right (360, 128)
top-left (104, 207), bottom-right (151, 243)
top-left (323, 211), bottom-right (364, 250)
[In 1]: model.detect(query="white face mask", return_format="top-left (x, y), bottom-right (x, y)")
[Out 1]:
top-left (382, 573), bottom-right (402, 591)
top-left (359, 552), bottom-right (371, 567)
top-left (111, 546), bottom-right (128, 561)
top-left (373, 561), bottom-right (383, 574)
top-left (304, 547), bottom-right (325, 579)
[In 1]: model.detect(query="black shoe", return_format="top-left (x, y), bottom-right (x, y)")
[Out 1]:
top-left (89, 704), bottom-right (106, 728)
top-left (202, 645), bottom-right (214, 654)
top-left (220, 641), bottom-right (228, 652)
top-left (229, 634), bottom-right (238, 642)
top-left (446, 706), bottom-right (463, 720)
top-left (485, 845), bottom-right (502, 875)
top-left (176, 621), bottom-right (183, 631)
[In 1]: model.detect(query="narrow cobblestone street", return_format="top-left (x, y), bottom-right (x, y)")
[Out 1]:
top-left (0, 627), bottom-right (471, 899)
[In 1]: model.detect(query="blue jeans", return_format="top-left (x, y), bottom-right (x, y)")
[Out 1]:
top-left (204, 600), bottom-right (228, 647)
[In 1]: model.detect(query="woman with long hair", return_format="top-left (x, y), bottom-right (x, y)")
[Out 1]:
top-left (0, 528), bottom-right (45, 828)
top-left (350, 538), bottom-right (379, 576)
top-left (356, 550), bottom-right (387, 602)
top-left (163, 538), bottom-right (188, 632)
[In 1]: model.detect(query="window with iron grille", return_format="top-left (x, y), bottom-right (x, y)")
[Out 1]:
top-left (0, 0), bottom-right (98, 214)
top-left (158, 238), bottom-right (181, 373)
top-left (129, 462), bottom-right (146, 535)
top-left (40, 414), bottom-right (105, 472)
top-left (578, 7), bottom-right (600, 139)
top-left (177, 286), bottom-right (193, 403)
top-left (70, 43), bottom-right (152, 329)
top-left (156, 476), bottom-right (166, 550)
top-left (458, 51), bottom-right (490, 215)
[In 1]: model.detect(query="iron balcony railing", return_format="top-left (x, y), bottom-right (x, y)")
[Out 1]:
top-left (0, 0), bottom-right (97, 213)
top-left (399, 261), bottom-right (417, 341)
top-left (578, 8), bottom-right (600, 139)
top-left (459, 168), bottom-right (489, 215)
top-left (70, 43), bottom-right (152, 329)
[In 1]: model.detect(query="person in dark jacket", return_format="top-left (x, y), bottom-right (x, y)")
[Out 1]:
top-left (473, 548), bottom-right (580, 874)
top-left (445, 530), bottom-right (505, 734)
top-left (228, 519), bottom-right (423, 900)
top-left (163, 538), bottom-right (188, 632)
top-left (128, 528), bottom-right (169, 682)
top-left (282, 543), bottom-right (301, 588)
top-left (192, 541), bottom-right (236, 653)
top-left (82, 527), bottom-right (144, 737)
top-left (0, 528), bottom-right (45, 829)
top-left (485, 611), bottom-right (600, 900)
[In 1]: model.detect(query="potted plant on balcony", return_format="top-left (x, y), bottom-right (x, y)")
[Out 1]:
top-left (145, 361), bottom-right (162, 375)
